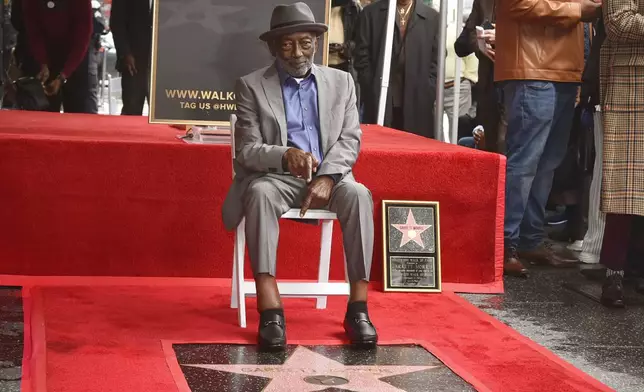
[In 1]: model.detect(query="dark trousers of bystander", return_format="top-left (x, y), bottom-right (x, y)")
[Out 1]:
top-left (600, 214), bottom-right (633, 271)
top-left (17, 47), bottom-right (98, 114)
top-left (392, 107), bottom-right (404, 132)
top-left (47, 49), bottom-right (99, 114)
top-left (121, 67), bottom-right (149, 116)
top-left (601, 214), bottom-right (644, 273)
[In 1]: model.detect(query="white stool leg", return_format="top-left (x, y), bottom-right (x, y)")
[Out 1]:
top-left (316, 220), bottom-right (334, 309)
top-left (231, 240), bottom-right (239, 308)
top-left (344, 249), bottom-right (349, 283)
top-left (236, 219), bottom-right (247, 328)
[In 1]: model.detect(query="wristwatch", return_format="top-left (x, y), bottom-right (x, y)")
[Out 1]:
top-left (57, 73), bottom-right (67, 84)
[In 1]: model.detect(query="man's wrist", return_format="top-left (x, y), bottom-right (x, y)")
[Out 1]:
top-left (282, 149), bottom-right (291, 171)
top-left (57, 73), bottom-right (67, 84)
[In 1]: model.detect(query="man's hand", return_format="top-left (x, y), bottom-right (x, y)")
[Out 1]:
top-left (482, 29), bottom-right (495, 46)
top-left (580, 0), bottom-right (602, 22)
top-left (123, 54), bottom-right (137, 76)
top-left (37, 65), bottom-right (49, 83)
top-left (283, 148), bottom-right (319, 183)
top-left (473, 128), bottom-right (486, 149)
top-left (300, 176), bottom-right (335, 217)
top-left (45, 78), bottom-right (62, 96)
top-left (484, 45), bottom-right (496, 62)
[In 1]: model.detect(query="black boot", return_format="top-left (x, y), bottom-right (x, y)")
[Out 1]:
top-left (601, 274), bottom-right (625, 308)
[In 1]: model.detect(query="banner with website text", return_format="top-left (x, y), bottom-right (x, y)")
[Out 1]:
top-left (150, 0), bottom-right (330, 126)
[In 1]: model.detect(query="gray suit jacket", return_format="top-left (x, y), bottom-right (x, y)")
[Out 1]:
top-left (221, 63), bottom-right (362, 230)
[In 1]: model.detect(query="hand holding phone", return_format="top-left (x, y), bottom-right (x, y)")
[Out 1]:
top-left (476, 24), bottom-right (496, 61)
top-left (483, 29), bottom-right (495, 45)
top-left (481, 21), bottom-right (495, 30)
top-left (479, 21), bottom-right (496, 46)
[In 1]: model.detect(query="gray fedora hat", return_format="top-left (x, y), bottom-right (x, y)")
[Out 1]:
top-left (259, 2), bottom-right (328, 42)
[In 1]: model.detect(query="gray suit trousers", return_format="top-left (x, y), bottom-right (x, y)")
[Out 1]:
top-left (242, 174), bottom-right (374, 283)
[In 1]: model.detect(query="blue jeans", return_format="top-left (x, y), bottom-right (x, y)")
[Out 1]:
top-left (458, 137), bottom-right (477, 149)
top-left (503, 81), bottom-right (577, 250)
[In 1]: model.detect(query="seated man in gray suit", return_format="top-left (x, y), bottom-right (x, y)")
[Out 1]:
top-left (222, 2), bottom-right (377, 351)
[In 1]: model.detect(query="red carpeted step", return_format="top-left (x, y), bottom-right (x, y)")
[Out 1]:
top-left (0, 111), bottom-right (504, 292)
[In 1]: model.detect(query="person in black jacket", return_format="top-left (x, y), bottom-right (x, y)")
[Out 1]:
top-left (329, 0), bottom-right (361, 103)
top-left (547, 23), bottom-right (593, 248)
top-left (454, 0), bottom-right (500, 153)
top-left (110, 0), bottom-right (152, 116)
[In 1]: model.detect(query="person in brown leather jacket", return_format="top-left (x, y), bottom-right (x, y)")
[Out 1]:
top-left (494, 0), bottom-right (601, 276)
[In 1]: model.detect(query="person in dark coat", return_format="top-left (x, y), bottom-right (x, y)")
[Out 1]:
top-left (110, 0), bottom-right (153, 116)
top-left (329, 0), bottom-right (362, 103)
top-left (548, 23), bottom-right (594, 246)
top-left (86, 0), bottom-right (108, 114)
top-left (354, 0), bottom-right (439, 138)
top-left (454, 0), bottom-right (500, 152)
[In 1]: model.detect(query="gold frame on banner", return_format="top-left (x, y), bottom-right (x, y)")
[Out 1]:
top-left (148, 0), bottom-right (332, 126)
top-left (381, 200), bottom-right (442, 293)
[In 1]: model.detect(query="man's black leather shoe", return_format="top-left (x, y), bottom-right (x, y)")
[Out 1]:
top-left (257, 311), bottom-right (286, 351)
top-left (601, 274), bottom-right (625, 308)
top-left (343, 312), bottom-right (378, 347)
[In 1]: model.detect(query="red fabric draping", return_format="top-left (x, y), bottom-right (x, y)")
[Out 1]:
top-left (0, 111), bottom-right (504, 292)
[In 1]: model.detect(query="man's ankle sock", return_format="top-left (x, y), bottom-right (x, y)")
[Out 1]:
top-left (606, 269), bottom-right (625, 277)
top-left (346, 301), bottom-right (368, 316)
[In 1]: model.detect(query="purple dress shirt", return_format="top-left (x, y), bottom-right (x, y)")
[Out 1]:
top-left (279, 67), bottom-right (323, 164)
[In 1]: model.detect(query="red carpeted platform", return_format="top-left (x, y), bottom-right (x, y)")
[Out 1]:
top-left (12, 276), bottom-right (611, 392)
top-left (0, 111), bottom-right (505, 292)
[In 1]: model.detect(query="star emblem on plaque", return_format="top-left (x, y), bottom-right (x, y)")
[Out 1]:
top-left (382, 201), bottom-right (441, 292)
top-left (170, 343), bottom-right (474, 391)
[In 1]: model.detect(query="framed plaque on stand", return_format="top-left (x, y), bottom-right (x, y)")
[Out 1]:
top-left (382, 200), bottom-right (442, 292)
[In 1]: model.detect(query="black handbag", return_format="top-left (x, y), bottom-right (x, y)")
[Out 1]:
top-left (580, 18), bottom-right (606, 106)
top-left (14, 77), bottom-right (49, 111)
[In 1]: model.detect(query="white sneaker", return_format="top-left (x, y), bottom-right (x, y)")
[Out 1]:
top-left (567, 240), bottom-right (584, 252)
top-left (578, 251), bottom-right (600, 264)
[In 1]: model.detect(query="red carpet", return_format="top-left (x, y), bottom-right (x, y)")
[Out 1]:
top-left (10, 276), bottom-right (611, 392)
top-left (0, 111), bottom-right (504, 292)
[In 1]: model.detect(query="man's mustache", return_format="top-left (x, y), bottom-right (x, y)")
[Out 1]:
top-left (289, 60), bottom-right (310, 67)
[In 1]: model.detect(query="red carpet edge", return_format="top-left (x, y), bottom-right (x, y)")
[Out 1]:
top-left (20, 286), bottom-right (47, 392)
top-left (494, 155), bottom-right (507, 287)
